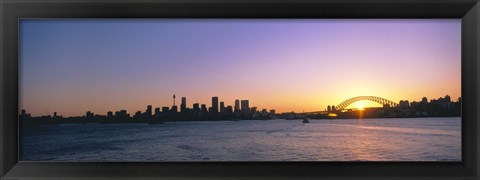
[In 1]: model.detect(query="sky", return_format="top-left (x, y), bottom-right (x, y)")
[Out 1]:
top-left (19, 19), bottom-right (461, 116)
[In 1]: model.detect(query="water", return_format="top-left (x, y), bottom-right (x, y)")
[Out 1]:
top-left (20, 117), bottom-right (461, 161)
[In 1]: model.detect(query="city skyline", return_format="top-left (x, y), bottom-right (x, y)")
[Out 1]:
top-left (20, 94), bottom-right (460, 118)
top-left (20, 19), bottom-right (461, 116)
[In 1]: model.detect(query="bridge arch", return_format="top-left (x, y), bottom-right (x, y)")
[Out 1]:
top-left (335, 96), bottom-right (398, 111)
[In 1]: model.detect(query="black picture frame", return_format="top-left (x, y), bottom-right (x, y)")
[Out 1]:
top-left (1, 0), bottom-right (479, 179)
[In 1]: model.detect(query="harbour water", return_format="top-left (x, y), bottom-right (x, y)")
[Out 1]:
top-left (20, 117), bottom-right (461, 161)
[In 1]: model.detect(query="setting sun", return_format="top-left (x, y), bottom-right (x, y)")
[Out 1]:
top-left (356, 101), bottom-right (366, 110)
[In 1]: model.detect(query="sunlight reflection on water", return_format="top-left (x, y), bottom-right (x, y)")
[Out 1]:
top-left (20, 117), bottom-right (461, 161)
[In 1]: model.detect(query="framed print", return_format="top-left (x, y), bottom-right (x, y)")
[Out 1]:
top-left (1, 0), bottom-right (479, 179)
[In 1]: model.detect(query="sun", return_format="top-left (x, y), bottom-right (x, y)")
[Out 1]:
top-left (356, 102), bottom-right (365, 110)
top-left (357, 105), bottom-right (365, 110)
top-left (346, 100), bottom-right (372, 110)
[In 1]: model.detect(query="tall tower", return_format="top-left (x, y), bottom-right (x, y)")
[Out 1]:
top-left (181, 97), bottom-right (187, 113)
top-left (241, 100), bottom-right (250, 114)
top-left (173, 94), bottom-right (176, 106)
top-left (146, 105), bottom-right (152, 117)
top-left (212, 96), bottom-right (219, 113)
top-left (234, 99), bottom-right (240, 111)
top-left (220, 102), bottom-right (225, 113)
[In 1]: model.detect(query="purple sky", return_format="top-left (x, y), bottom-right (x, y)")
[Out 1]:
top-left (20, 19), bottom-right (461, 116)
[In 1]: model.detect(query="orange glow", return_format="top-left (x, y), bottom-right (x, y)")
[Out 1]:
top-left (357, 109), bottom-right (365, 119)
top-left (356, 102), bottom-right (365, 110)
top-left (328, 113), bottom-right (338, 117)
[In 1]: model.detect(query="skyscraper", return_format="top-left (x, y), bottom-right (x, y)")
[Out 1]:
top-left (241, 100), bottom-right (250, 114)
top-left (193, 103), bottom-right (200, 114)
top-left (234, 99), bottom-right (240, 111)
top-left (201, 104), bottom-right (207, 114)
top-left (181, 97), bottom-right (187, 113)
top-left (220, 102), bottom-right (225, 113)
top-left (234, 99), bottom-right (240, 115)
top-left (146, 105), bottom-right (152, 117)
top-left (155, 108), bottom-right (161, 117)
top-left (212, 96), bottom-right (219, 113)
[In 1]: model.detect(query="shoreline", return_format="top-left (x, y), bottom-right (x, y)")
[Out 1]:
top-left (21, 116), bottom-right (462, 126)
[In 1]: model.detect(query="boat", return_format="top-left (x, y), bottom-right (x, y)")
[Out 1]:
top-left (302, 118), bottom-right (310, 123)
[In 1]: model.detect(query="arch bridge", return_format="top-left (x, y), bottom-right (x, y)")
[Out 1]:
top-left (335, 96), bottom-right (398, 111)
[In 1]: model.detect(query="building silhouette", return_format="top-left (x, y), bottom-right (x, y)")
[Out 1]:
top-left (181, 97), bottom-right (187, 113)
top-left (146, 105), bottom-right (152, 117)
top-left (193, 103), bottom-right (200, 114)
top-left (86, 111), bottom-right (94, 120)
top-left (155, 108), bottom-right (161, 118)
top-left (241, 100), bottom-right (250, 115)
top-left (19, 93), bottom-right (461, 126)
top-left (422, 97), bottom-right (428, 104)
top-left (162, 107), bottom-right (169, 114)
top-left (220, 102), bottom-right (225, 114)
top-left (201, 104), bottom-right (207, 115)
top-left (212, 97), bottom-right (219, 113)
top-left (226, 105), bottom-right (233, 114)
top-left (399, 100), bottom-right (410, 109)
top-left (171, 106), bottom-right (178, 113)
top-left (250, 107), bottom-right (257, 116)
top-left (134, 111), bottom-right (142, 119)
top-left (234, 99), bottom-right (240, 115)
top-left (107, 111), bottom-right (113, 119)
